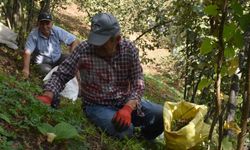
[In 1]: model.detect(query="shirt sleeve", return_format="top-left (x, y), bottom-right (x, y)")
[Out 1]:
top-left (127, 43), bottom-right (145, 102)
top-left (43, 42), bottom-right (82, 94)
top-left (24, 31), bottom-right (37, 53)
top-left (55, 26), bottom-right (76, 45)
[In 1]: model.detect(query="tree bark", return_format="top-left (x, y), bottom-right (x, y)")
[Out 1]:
top-left (237, 33), bottom-right (250, 150)
top-left (211, 0), bottom-right (228, 149)
top-left (40, 0), bottom-right (51, 13)
top-left (191, 69), bottom-right (204, 103)
top-left (26, 0), bottom-right (35, 32)
top-left (224, 74), bottom-right (239, 136)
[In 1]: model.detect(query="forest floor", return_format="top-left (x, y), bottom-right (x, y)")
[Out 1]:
top-left (0, 2), bottom-right (183, 150)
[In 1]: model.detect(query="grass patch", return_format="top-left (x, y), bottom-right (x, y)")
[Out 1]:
top-left (144, 74), bottom-right (183, 105)
top-left (0, 71), bottom-right (171, 149)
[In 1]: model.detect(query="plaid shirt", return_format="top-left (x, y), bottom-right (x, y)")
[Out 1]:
top-left (44, 39), bottom-right (145, 112)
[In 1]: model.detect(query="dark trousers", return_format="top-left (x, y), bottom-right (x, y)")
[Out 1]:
top-left (32, 54), bottom-right (68, 77)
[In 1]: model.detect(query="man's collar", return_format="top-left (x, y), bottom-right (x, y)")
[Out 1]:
top-left (38, 27), bottom-right (54, 38)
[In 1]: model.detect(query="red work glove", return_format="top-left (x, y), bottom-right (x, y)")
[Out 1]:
top-left (112, 105), bottom-right (133, 132)
top-left (36, 95), bottom-right (52, 105)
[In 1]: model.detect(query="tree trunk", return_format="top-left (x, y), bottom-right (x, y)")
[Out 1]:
top-left (191, 69), bottom-right (204, 103)
top-left (40, 0), bottom-right (51, 13)
top-left (212, 0), bottom-right (228, 149)
top-left (224, 74), bottom-right (239, 136)
top-left (237, 34), bottom-right (250, 150)
top-left (184, 30), bottom-right (190, 100)
top-left (26, 0), bottom-right (35, 32)
top-left (4, 0), bottom-right (14, 29)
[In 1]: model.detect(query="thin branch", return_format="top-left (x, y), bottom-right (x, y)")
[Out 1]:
top-left (133, 20), bottom-right (172, 42)
top-left (211, 0), bottom-right (228, 149)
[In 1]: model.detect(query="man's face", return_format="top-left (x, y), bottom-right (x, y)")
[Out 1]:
top-left (95, 36), bottom-right (120, 57)
top-left (38, 20), bottom-right (53, 36)
top-left (102, 38), bottom-right (117, 56)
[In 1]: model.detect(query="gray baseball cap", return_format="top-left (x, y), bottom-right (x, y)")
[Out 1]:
top-left (87, 13), bottom-right (120, 46)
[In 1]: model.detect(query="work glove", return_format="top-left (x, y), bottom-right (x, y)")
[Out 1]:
top-left (112, 105), bottom-right (133, 132)
top-left (36, 95), bottom-right (52, 105)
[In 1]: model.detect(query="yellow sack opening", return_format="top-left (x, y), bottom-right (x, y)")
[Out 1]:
top-left (163, 101), bottom-right (210, 150)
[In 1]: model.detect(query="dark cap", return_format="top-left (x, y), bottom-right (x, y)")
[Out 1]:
top-left (87, 13), bottom-right (120, 46)
top-left (38, 12), bottom-right (52, 21)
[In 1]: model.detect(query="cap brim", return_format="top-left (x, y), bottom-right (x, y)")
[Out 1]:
top-left (87, 32), bottom-right (111, 46)
top-left (39, 19), bottom-right (52, 21)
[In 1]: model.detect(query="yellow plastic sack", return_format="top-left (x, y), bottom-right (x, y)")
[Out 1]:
top-left (163, 101), bottom-right (210, 150)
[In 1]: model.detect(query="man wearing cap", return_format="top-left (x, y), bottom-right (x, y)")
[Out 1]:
top-left (37, 12), bottom-right (163, 140)
top-left (22, 12), bottom-right (80, 78)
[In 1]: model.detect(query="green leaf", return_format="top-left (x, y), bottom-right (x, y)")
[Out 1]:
top-left (223, 23), bottom-right (237, 42)
top-left (224, 47), bottom-right (235, 59)
top-left (37, 122), bottom-right (79, 142)
top-left (204, 5), bottom-right (218, 16)
top-left (233, 31), bottom-right (243, 49)
top-left (198, 78), bottom-right (212, 90)
top-left (200, 38), bottom-right (213, 55)
top-left (54, 122), bottom-right (79, 140)
top-left (0, 113), bottom-right (11, 124)
top-left (239, 14), bottom-right (250, 31)
top-left (222, 137), bottom-right (233, 150)
top-left (231, 0), bottom-right (243, 16)
top-left (221, 65), bottom-right (228, 77)
top-left (37, 123), bottom-right (54, 135)
top-left (227, 57), bottom-right (239, 76)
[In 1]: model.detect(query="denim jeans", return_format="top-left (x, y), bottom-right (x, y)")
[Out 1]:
top-left (84, 99), bottom-right (163, 140)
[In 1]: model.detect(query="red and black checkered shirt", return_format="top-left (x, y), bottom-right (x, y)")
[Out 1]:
top-left (44, 39), bottom-right (145, 109)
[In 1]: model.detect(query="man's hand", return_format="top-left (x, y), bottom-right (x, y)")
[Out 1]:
top-left (36, 91), bottom-right (54, 105)
top-left (22, 69), bottom-right (29, 78)
top-left (69, 39), bottom-right (80, 52)
top-left (36, 95), bottom-right (52, 105)
top-left (125, 99), bottom-right (138, 110)
top-left (112, 104), bottom-right (133, 132)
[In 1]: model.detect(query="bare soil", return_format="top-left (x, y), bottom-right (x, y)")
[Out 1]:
top-left (55, 3), bottom-right (89, 38)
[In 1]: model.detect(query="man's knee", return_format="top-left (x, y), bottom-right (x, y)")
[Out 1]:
top-left (142, 100), bottom-right (163, 117)
top-left (38, 64), bottom-right (52, 76)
